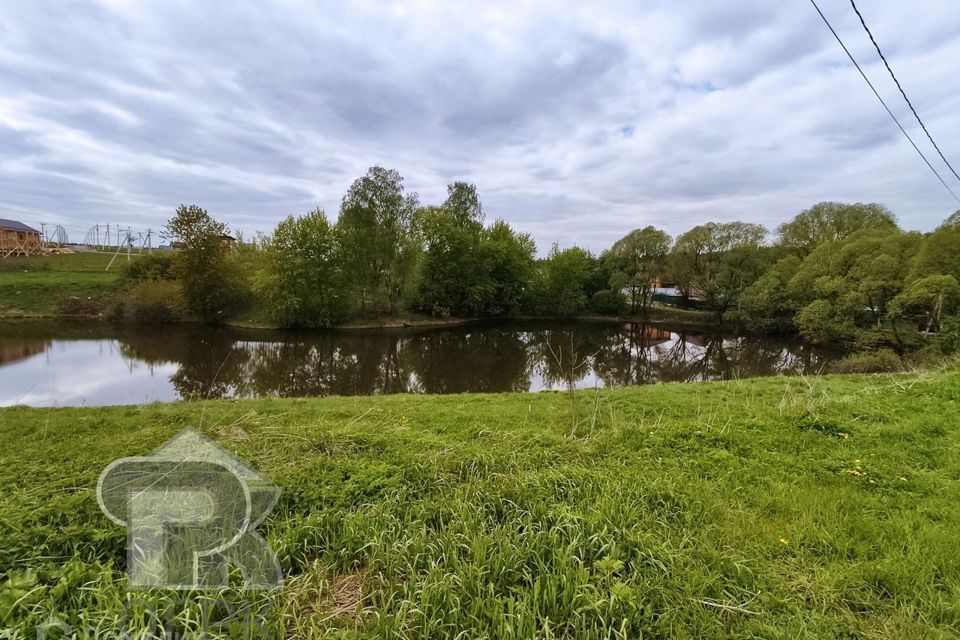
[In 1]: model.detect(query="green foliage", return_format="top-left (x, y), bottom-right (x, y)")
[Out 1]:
top-left (935, 315), bottom-right (960, 354)
top-left (738, 256), bottom-right (801, 332)
top-left (120, 279), bottom-right (184, 323)
top-left (668, 221), bottom-right (769, 315)
top-left (530, 245), bottom-right (599, 316)
top-left (786, 229), bottom-right (920, 335)
top-left (479, 220), bottom-right (537, 316)
top-left (259, 210), bottom-right (351, 327)
top-left (337, 166), bottom-right (419, 315)
top-left (414, 185), bottom-right (535, 318)
top-left (796, 299), bottom-right (856, 344)
top-left (121, 252), bottom-right (175, 283)
top-left (589, 289), bottom-right (627, 315)
top-left (605, 226), bottom-right (671, 314)
top-left (889, 275), bottom-right (960, 333)
top-left (777, 201), bottom-right (897, 257)
top-left (908, 223), bottom-right (960, 283)
top-left (164, 205), bottom-right (245, 323)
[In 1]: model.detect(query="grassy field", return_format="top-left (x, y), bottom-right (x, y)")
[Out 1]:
top-left (1, 368), bottom-right (958, 638)
top-left (0, 252), bottom-right (122, 318)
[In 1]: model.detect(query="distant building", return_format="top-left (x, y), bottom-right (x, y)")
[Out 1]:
top-left (0, 218), bottom-right (43, 258)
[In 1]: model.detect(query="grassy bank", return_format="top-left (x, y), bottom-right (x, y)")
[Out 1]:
top-left (0, 253), bottom-right (717, 331)
top-left (0, 252), bottom-right (121, 319)
top-left (2, 368), bottom-right (959, 638)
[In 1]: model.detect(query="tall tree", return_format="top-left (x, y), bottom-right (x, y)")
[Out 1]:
top-left (669, 221), bottom-right (768, 316)
top-left (606, 226), bottom-right (671, 314)
top-left (413, 204), bottom-right (484, 316)
top-left (777, 202), bottom-right (897, 257)
top-left (259, 209), bottom-right (350, 327)
top-left (531, 245), bottom-right (597, 316)
top-left (443, 181), bottom-right (484, 228)
top-left (337, 166), bottom-right (419, 314)
top-left (163, 204), bottom-right (241, 323)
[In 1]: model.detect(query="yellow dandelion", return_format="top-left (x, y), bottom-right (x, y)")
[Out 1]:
top-left (779, 537), bottom-right (789, 546)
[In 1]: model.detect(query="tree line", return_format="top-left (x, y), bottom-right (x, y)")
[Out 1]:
top-left (131, 165), bottom-right (960, 347)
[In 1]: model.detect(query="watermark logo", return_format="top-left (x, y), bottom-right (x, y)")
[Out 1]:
top-left (98, 428), bottom-right (282, 590)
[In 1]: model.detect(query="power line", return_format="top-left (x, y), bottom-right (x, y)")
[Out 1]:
top-left (848, 0), bottom-right (960, 184)
top-left (807, 0), bottom-right (960, 204)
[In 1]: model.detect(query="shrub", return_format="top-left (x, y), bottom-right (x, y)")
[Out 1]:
top-left (590, 289), bottom-right (626, 315)
top-left (121, 280), bottom-right (184, 323)
top-left (829, 349), bottom-right (903, 374)
top-left (121, 252), bottom-right (176, 283)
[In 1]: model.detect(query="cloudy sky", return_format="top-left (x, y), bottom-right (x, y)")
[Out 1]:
top-left (1, 0), bottom-right (959, 251)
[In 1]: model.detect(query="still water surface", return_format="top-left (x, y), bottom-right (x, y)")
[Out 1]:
top-left (0, 320), bottom-right (840, 407)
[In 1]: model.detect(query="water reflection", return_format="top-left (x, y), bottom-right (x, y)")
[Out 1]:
top-left (0, 321), bottom-right (837, 407)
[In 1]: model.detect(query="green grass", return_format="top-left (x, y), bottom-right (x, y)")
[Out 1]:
top-left (1, 369), bottom-right (959, 638)
top-left (0, 252), bottom-right (123, 318)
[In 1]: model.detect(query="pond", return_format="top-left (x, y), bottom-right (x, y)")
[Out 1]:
top-left (0, 320), bottom-right (840, 407)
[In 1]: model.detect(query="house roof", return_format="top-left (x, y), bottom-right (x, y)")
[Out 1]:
top-left (0, 218), bottom-right (40, 234)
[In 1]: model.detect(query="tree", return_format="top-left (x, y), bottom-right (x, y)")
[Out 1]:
top-left (777, 202), bottom-right (897, 257)
top-left (477, 220), bottom-right (536, 316)
top-left (531, 245), bottom-right (597, 316)
top-left (787, 228), bottom-right (920, 328)
top-left (795, 299), bottom-right (857, 344)
top-left (413, 183), bottom-right (535, 318)
top-left (259, 209), bottom-right (350, 327)
top-left (889, 275), bottom-right (960, 333)
top-left (606, 226), bottom-right (671, 314)
top-left (443, 181), bottom-right (484, 228)
top-left (337, 166), bottom-right (419, 315)
top-left (414, 204), bottom-right (484, 316)
top-left (939, 210), bottom-right (960, 230)
top-left (738, 256), bottom-right (801, 332)
top-left (163, 204), bottom-right (242, 322)
top-left (907, 223), bottom-right (960, 283)
top-left (669, 221), bottom-right (768, 316)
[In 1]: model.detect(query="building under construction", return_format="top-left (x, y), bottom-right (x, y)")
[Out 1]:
top-left (0, 219), bottom-right (42, 258)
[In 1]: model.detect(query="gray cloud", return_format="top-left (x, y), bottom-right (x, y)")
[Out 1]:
top-left (1, 0), bottom-right (958, 252)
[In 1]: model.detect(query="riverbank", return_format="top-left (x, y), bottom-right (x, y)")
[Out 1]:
top-left (2, 367), bottom-right (959, 637)
top-left (0, 252), bottom-right (719, 331)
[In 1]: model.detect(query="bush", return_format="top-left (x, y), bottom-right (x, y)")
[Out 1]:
top-left (120, 280), bottom-right (184, 323)
top-left (590, 289), bottom-right (626, 315)
top-left (829, 349), bottom-right (903, 374)
top-left (121, 252), bottom-right (176, 283)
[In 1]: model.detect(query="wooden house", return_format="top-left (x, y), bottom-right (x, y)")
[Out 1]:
top-left (0, 218), bottom-right (43, 258)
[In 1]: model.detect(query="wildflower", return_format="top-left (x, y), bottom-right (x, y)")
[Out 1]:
top-left (779, 537), bottom-right (789, 546)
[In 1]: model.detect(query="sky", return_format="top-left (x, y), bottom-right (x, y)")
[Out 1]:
top-left (1, 0), bottom-right (959, 252)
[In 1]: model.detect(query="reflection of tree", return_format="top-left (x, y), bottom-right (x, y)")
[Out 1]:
top-left (532, 326), bottom-right (613, 389)
top-left (403, 328), bottom-right (532, 393)
top-left (8, 319), bottom-right (843, 401)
